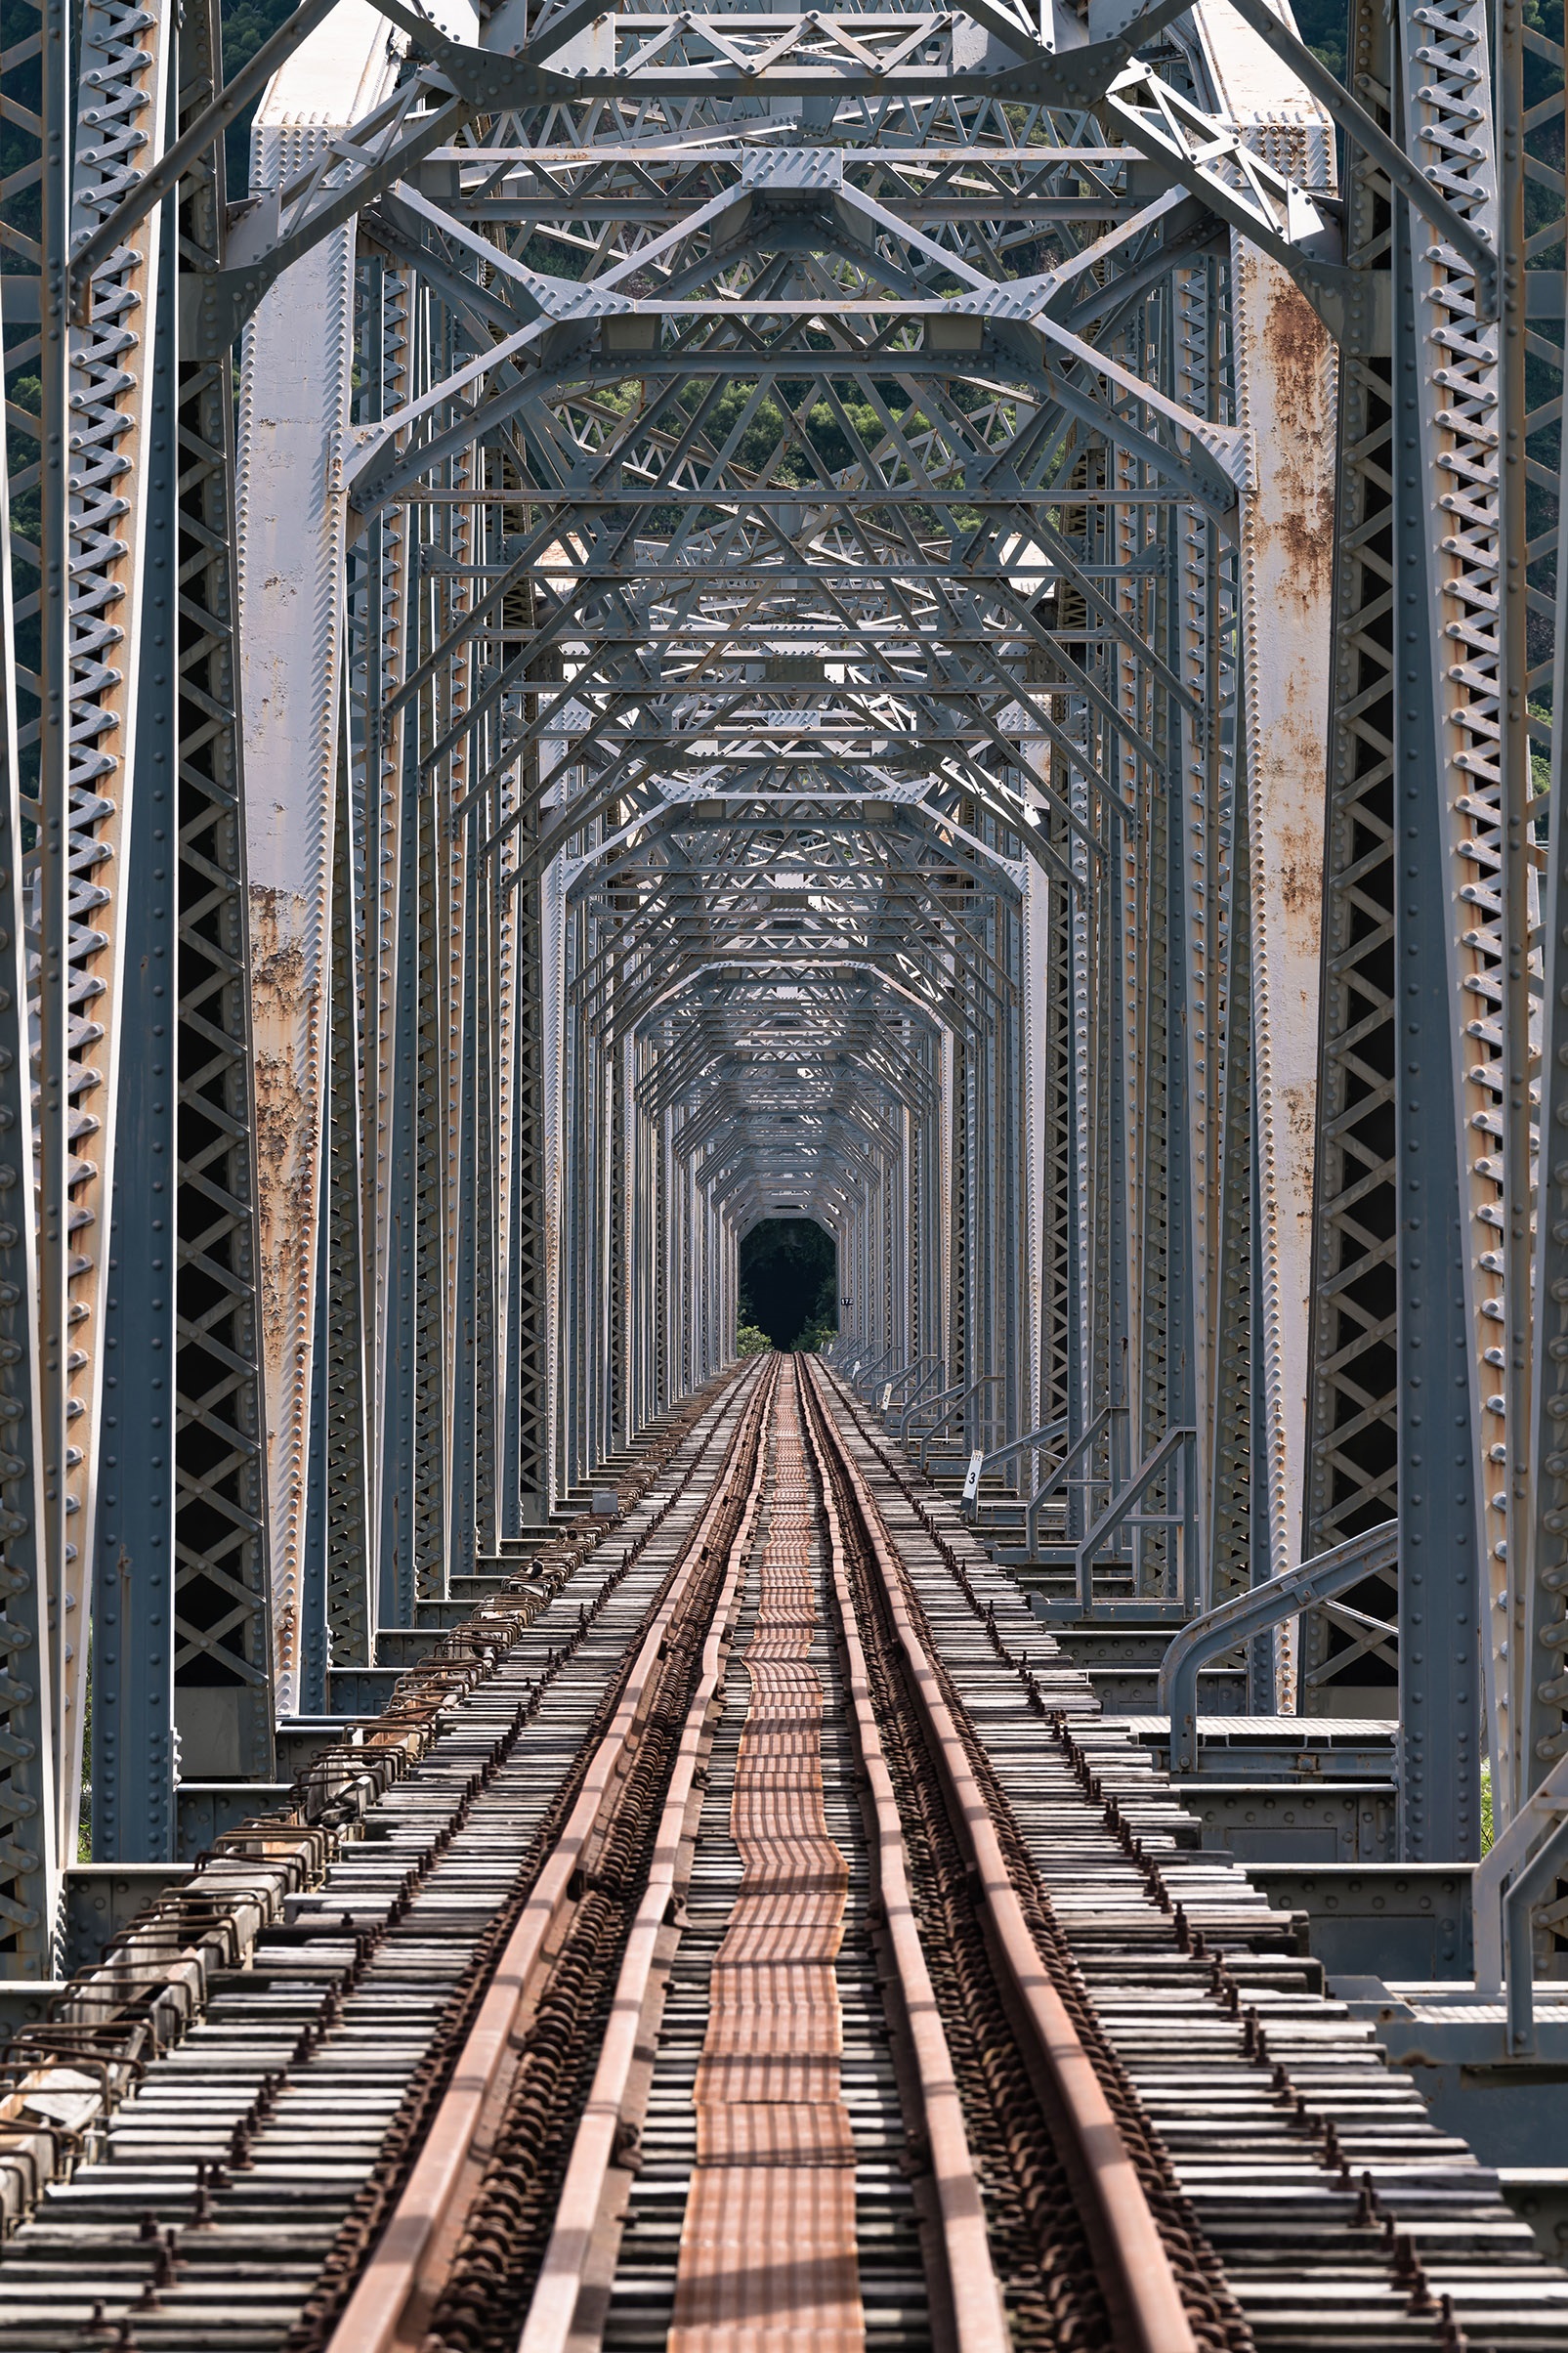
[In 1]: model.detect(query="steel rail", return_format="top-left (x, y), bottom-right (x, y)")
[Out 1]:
top-left (322, 1358), bottom-right (780, 2353)
top-left (513, 1375), bottom-right (772, 2353)
top-left (519, 1350), bottom-right (1012, 2353)
top-left (798, 1359), bottom-right (1012, 2353)
top-left (799, 1359), bottom-right (1201, 2353)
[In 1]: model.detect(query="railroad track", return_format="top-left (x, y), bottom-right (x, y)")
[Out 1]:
top-left (0, 1369), bottom-right (762, 2349)
top-left (597, 1363), bottom-right (930, 2353)
top-left (303, 1349), bottom-right (1224, 2353)
top-left (814, 1364), bottom-right (1568, 2350)
top-left (0, 1359), bottom-right (1565, 2352)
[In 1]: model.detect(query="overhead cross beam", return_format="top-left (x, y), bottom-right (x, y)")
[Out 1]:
top-left (12, 0), bottom-right (1557, 1955)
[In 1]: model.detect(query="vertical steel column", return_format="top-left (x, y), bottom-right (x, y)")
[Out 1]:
top-left (1512, 0), bottom-right (1568, 1863)
top-left (312, 750), bottom-right (373, 1675)
top-left (1174, 263), bottom-right (1225, 1580)
top-left (1391, 204), bottom-right (1484, 1855)
top-left (1162, 602), bottom-right (1197, 1459)
top-left (1041, 807), bottom-right (1075, 1455)
top-left (40, 0), bottom-right (174, 1868)
top-left (0, 253), bottom-right (57, 1952)
top-left (1214, 776), bottom-right (1270, 1696)
top-left (93, 211), bottom-right (177, 1854)
top-left (379, 693), bottom-right (421, 1624)
top-left (473, 791), bottom-right (500, 1557)
top-left (1069, 757), bottom-right (1092, 1483)
top-left (1230, 238), bottom-right (1338, 1627)
top-left (1528, 377), bottom-right (1568, 1826)
top-left (611, 1041), bottom-right (628, 1447)
top-left (359, 264), bottom-right (411, 1589)
top-left (440, 444), bottom-right (475, 1573)
top-left (449, 793), bottom-right (487, 1578)
top-left (412, 702), bottom-right (448, 1596)
top-left (1390, 0), bottom-right (1509, 1810)
top-left (1301, 0), bottom-right (1403, 1713)
top-left (170, 0), bottom-right (275, 1779)
top-left (505, 808), bottom-right (549, 1526)
top-left (235, 81), bottom-right (369, 1702)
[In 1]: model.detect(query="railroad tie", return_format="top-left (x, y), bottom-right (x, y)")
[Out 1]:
top-left (672, 1371), bottom-right (864, 2353)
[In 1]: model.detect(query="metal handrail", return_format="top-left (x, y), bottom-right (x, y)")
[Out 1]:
top-left (1474, 1748), bottom-right (1568, 1995)
top-left (915, 1375), bottom-right (1004, 1471)
top-left (895, 1375), bottom-right (966, 1446)
top-left (974, 1415), bottom-right (1069, 1479)
top-left (849, 1342), bottom-right (900, 1396)
top-left (1075, 1424), bottom-right (1197, 1614)
top-left (1503, 1815), bottom-right (1568, 2057)
top-left (889, 1358), bottom-right (949, 1436)
top-left (1024, 1404), bottom-right (1116, 1555)
top-left (1155, 1519), bottom-right (1397, 1774)
top-left (869, 1352), bottom-right (942, 1409)
top-left (961, 1413), bottom-right (1069, 1510)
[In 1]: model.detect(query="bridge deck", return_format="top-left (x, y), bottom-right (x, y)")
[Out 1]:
top-left (0, 1365), bottom-right (1560, 2353)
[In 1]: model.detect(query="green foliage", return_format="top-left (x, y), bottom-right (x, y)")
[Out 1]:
top-left (739, 1219), bottom-right (838, 1348)
top-left (656, 377), bottom-right (924, 488)
top-left (222, 0), bottom-right (297, 77)
top-left (220, 0), bottom-right (303, 195)
top-left (1291, 0), bottom-right (1347, 77)
top-left (736, 1323), bottom-right (774, 1357)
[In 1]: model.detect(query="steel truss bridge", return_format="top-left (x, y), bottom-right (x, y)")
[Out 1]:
top-left (2, 0), bottom-right (1567, 2030)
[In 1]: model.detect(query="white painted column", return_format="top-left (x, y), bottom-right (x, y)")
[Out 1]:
top-left (236, 7), bottom-right (406, 1703)
top-left (1197, 0), bottom-right (1338, 1678)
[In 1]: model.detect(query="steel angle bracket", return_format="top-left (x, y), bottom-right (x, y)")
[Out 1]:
top-left (1102, 63), bottom-right (1359, 334)
top-left (1216, 0), bottom-right (1499, 321)
top-left (164, 0), bottom-right (1211, 354)
top-left (486, 0), bottom-right (1197, 96)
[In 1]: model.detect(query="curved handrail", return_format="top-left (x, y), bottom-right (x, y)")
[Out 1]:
top-left (1155, 1519), bottom-right (1397, 1774)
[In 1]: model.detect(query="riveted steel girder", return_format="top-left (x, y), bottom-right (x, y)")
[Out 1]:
top-left (11, 0), bottom-right (1557, 1915)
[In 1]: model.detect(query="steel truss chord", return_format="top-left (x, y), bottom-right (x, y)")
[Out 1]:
top-left (21, 0), bottom-right (1504, 1895)
top-left (1515, 0), bottom-right (1568, 1941)
top-left (171, 0), bottom-right (275, 1779)
top-left (1301, 0), bottom-right (1403, 1727)
top-left (0, 269), bottom-right (55, 1960)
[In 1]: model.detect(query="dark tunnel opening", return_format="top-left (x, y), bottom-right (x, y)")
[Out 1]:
top-left (738, 1219), bottom-right (838, 1349)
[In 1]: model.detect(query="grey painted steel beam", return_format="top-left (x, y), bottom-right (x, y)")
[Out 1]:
top-left (16, 0), bottom-right (1534, 1899)
top-left (1158, 1523), bottom-right (1398, 1776)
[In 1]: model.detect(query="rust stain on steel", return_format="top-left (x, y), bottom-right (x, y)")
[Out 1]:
top-left (1257, 278), bottom-right (1335, 614)
top-left (1273, 811), bottom-right (1322, 924)
top-left (247, 880), bottom-right (312, 1366)
top-left (671, 1372), bottom-right (863, 2353)
top-left (247, 877), bottom-right (319, 1699)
